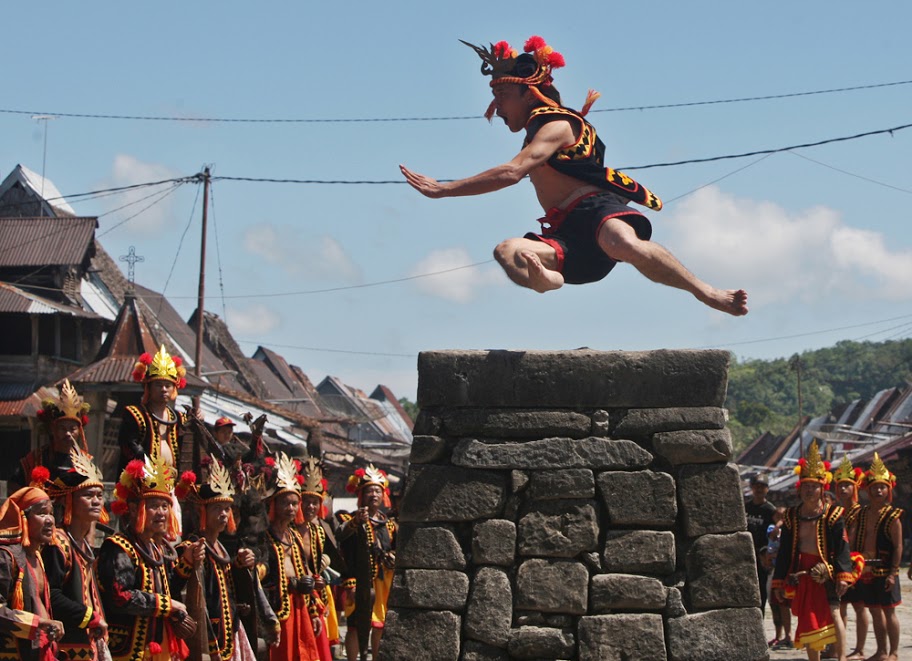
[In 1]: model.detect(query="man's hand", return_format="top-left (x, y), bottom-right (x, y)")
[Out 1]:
top-left (88, 619), bottom-right (108, 640)
top-left (314, 575), bottom-right (326, 591)
top-left (885, 575), bottom-right (897, 591)
top-left (400, 165), bottom-right (446, 199)
top-left (39, 619), bottom-right (64, 641)
top-left (836, 579), bottom-right (850, 597)
top-left (235, 548), bottom-right (256, 569)
top-left (183, 540), bottom-right (205, 567)
top-left (311, 616), bottom-right (323, 638)
top-left (264, 624), bottom-right (281, 648)
top-left (170, 599), bottom-right (188, 616)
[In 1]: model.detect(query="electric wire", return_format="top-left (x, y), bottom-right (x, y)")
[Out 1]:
top-left (208, 178), bottom-right (229, 323)
top-left (96, 182), bottom-right (184, 238)
top-left (693, 314), bottom-right (912, 350)
top-left (786, 151), bottom-right (912, 196)
top-left (1, 78), bottom-right (910, 123)
top-left (157, 182), bottom-right (201, 315)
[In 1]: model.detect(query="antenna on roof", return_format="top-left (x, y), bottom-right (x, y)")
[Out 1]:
top-left (30, 115), bottom-right (57, 213)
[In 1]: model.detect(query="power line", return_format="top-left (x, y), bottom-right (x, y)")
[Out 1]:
top-left (208, 119), bottom-right (912, 184)
top-left (619, 121), bottom-right (912, 171)
top-left (1, 79), bottom-right (910, 123)
top-left (786, 151), bottom-right (912, 196)
top-left (694, 313), bottom-right (912, 349)
top-left (157, 182), bottom-right (201, 313)
top-left (234, 339), bottom-right (414, 358)
top-left (96, 183), bottom-right (184, 238)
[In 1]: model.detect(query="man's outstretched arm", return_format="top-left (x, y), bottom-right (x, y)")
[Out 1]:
top-left (400, 120), bottom-right (574, 199)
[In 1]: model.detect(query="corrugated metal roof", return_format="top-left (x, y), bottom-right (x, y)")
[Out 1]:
top-left (0, 217), bottom-right (96, 267)
top-left (0, 385), bottom-right (57, 417)
top-left (0, 282), bottom-right (103, 318)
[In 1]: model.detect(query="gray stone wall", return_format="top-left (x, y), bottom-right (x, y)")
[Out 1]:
top-left (379, 350), bottom-right (768, 661)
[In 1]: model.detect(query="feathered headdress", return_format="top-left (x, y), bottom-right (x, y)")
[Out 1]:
top-left (35, 380), bottom-right (91, 452)
top-left (41, 447), bottom-right (109, 526)
top-left (132, 345), bottom-right (187, 401)
top-left (259, 452), bottom-right (305, 525)
top-left (462, 36), bottom-right (600, 120)
top-left (346, 464), bottom-right (391, 508)
top-left (300, 456), bottom-right (329, 519)
top-left (178, 462), bottom-right (237, 533)
top-left (793, 439), bottom-right (832, 490)
top-left (111, 454), bottom-right (179, 537)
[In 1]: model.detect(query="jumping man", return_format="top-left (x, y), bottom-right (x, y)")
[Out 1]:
top-left (400, 36), bottom-right (748, 316)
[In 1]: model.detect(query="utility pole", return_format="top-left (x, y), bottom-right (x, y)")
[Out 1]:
top-left (192, 167), bottom-right (211, 411)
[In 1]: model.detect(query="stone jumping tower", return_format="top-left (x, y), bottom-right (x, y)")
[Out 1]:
top-left (379, 349), bottom-right (768, 661)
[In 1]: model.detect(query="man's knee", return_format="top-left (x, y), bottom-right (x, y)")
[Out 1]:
top-left (598, 222), bottom-right (646, 262)
top-left (493, 238), bottom-right (521, 267)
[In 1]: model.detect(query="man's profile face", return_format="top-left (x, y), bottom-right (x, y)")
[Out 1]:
top-left (206, 502), bottom-right (232, 532)
top-left (492, 84), bottom-right (534, 133)
top-left (52, 419), bottom-right (82, 450)
top-left (26, 500), bottom-right (55, 545)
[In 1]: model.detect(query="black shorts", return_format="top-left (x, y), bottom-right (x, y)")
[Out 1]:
top-left (525, 192), bottom-right (652, 285)
top-left (859, 574), bottom-right (902, 608)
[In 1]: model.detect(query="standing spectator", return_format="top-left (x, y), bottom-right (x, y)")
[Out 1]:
top-left (765, 507), bottom-right (792, 649)
top-left (745, 473), bottom-right (777, 615)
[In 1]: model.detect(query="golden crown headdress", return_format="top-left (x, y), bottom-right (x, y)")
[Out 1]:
top-left (300, 456), bottom-right (327, 498)
top-left (132, 345), bottom-right (187, 389)
top-left (346, 463), bottom-right (389, 494)
top-left (111, 453), bottom-right (180, 537)
top-left (270, 452), bottom-right (303, 497)
top-left (41, 447), bottom-right (108, 526)
top-left (794, 439), bottom-right (832, 487)
top-left (864, 453), bottom-right (897, 489)
top-left (833, 455), bottom-right (863, 485)
top-left (37, 379), bottom-right (91, 428)
top-left (202, 461), bottom-right (236, 503)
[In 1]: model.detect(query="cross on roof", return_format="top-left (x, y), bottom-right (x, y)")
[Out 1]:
top-left (119, 246), bottom-right (144, 287)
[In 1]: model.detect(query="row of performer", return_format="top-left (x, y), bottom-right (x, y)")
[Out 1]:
top-left (1, 345), bottom-right (397, 661)
top-left (760, 440), bottom-right (903, 661)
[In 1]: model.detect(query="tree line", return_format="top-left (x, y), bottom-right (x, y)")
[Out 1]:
top-left (726, 339), bottom-right (912, 452)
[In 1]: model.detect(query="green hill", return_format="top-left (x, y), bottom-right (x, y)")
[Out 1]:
top-left (726, 339), bottom-right (912, 452)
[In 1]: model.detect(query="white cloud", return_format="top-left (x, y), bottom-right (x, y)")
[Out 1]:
top-left (226, 304), bottom-right (281, 336)
top-left (242, 223), bottom-right (361, 281)
top-left (101, 155), bottom-right (182, 235)
top-left (409, 247), bottom-right (503, 303)
top-left (663, 186), bottom-right (912, 306)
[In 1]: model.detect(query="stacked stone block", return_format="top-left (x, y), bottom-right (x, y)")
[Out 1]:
top-left (380, 350), bottom-right (768, 661)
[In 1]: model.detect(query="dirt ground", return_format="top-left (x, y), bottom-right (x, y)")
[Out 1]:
top-left (765, 577), bottom-right (912, 660)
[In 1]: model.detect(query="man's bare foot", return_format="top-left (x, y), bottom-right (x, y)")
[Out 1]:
top-left (847, 650), bottom-right (865, 661)
top-left (864, 652), bottom-right (888, 661)
top-left (520, 251), bottom-right (564, 293)
top-left (698, 287), bottom-right (749, 316)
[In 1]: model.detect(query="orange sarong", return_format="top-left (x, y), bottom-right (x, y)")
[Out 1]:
top-left (270, 593), bottom-right (320, 661)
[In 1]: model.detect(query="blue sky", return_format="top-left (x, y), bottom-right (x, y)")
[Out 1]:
top-left (3, 2), bottom-right (911, 400)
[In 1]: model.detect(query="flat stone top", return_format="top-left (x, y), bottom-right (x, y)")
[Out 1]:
top-left (417, 349), bottom-right (730, 409)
